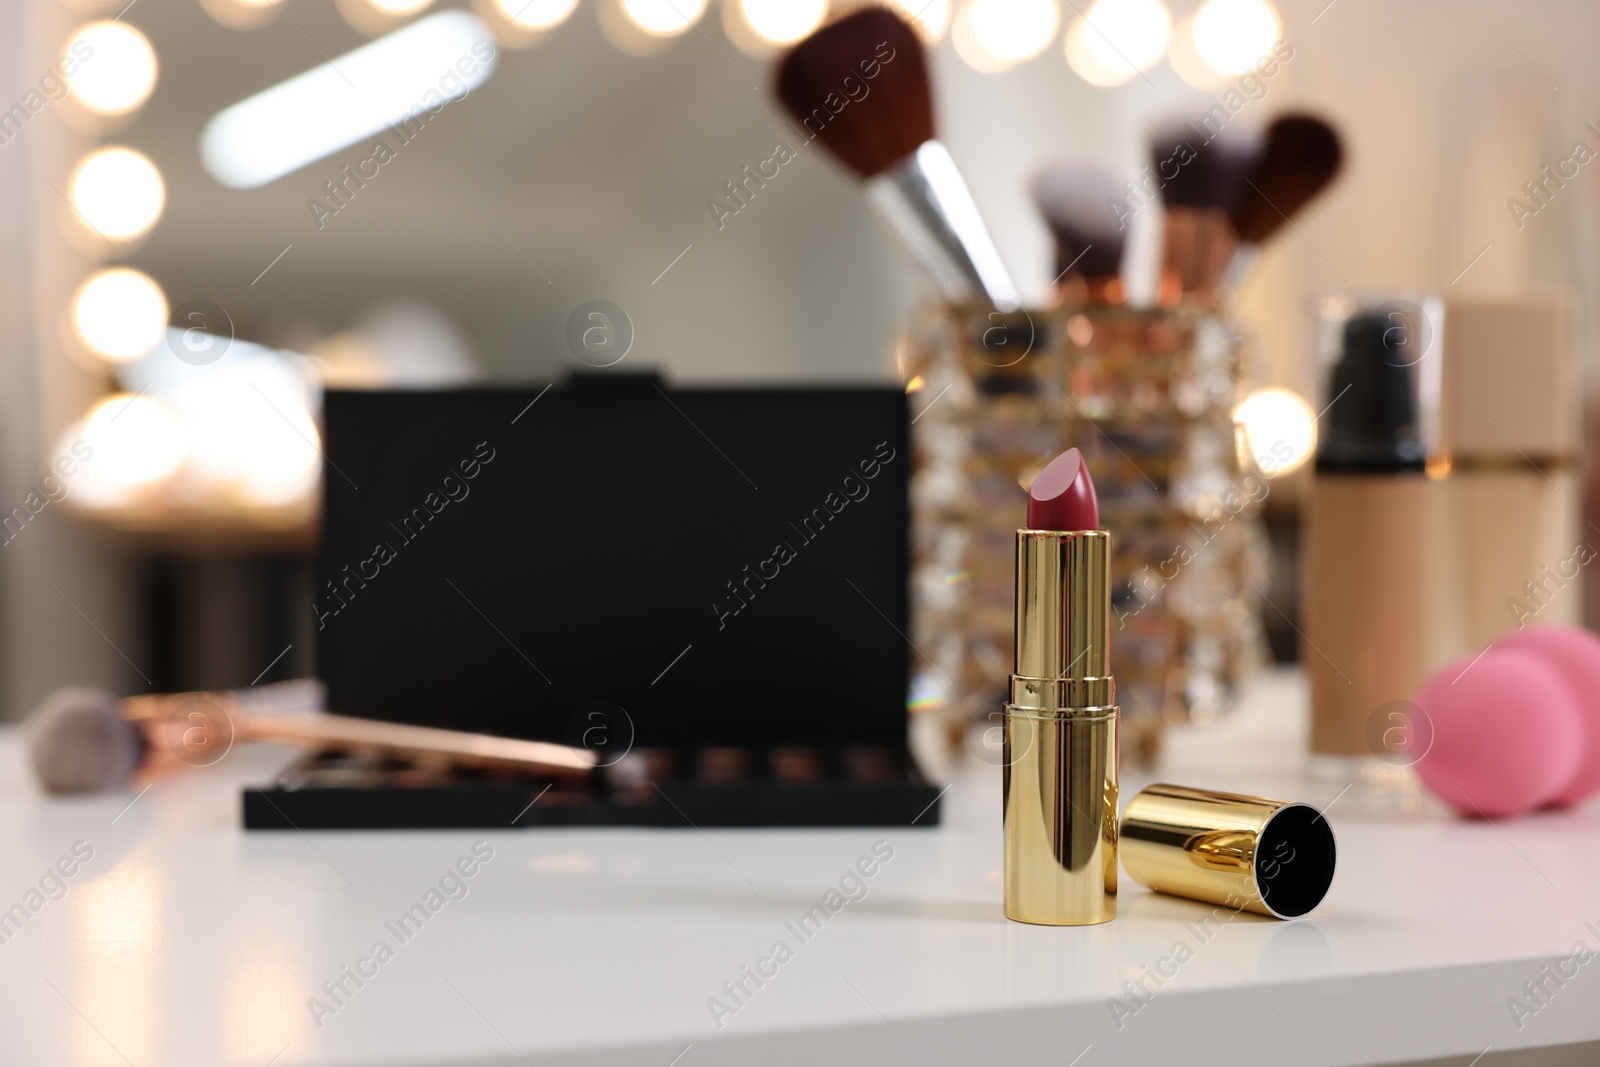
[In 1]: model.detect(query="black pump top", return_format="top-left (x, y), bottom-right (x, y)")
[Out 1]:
top-left (1317, 311), bottom-right (1427, 472)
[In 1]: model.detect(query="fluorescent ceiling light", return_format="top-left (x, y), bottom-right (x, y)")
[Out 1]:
top-left (201, 10), bottom-right (496, 189)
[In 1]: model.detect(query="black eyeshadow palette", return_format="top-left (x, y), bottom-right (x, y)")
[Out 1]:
top-left (249, 381), bottom-right (935, 830)
top-left (243, 746), bottom-right (942, 829)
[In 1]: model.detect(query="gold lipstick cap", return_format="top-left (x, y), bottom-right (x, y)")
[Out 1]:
top-left (1119, 784), bottom-right (1336, 919)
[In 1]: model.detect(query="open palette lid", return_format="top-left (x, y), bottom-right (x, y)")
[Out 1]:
top-left (315, 380), bottom-right (912, 753)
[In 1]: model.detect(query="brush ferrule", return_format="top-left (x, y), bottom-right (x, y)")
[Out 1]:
top-left (876, 141), bottom-right (1020, 308)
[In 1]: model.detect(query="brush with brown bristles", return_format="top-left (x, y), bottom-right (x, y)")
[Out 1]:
top-left (1030, 163), bottom-right (1129, 305)
top-left (1149, 119), bottom-right (1262, 306)
top-left (1222, 113), bottom-right (1344, 293)
top-left (775, 7), bottom-right (1020, 308)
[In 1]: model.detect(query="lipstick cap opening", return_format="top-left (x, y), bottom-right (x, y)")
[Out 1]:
top-left (1119, 783), bottom-right (1336, 919)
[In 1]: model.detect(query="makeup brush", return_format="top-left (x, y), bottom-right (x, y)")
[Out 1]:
top-left (1231, 114), bottom-right (1343, 244)
top-left (1222, 114), bottom-right (1343, 291)
top-left (1030, 163), bottom-right (1128, 304)
top-left (1148, 120), bottom-right (1262, 305)
top-left (775, 7), bottom-right (1020, 308)
top-left (27, 686), bottom-right (596, 794)
top-left (27, 688), bottom-right (148, 793)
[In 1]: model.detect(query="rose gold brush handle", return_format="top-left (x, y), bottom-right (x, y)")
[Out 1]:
top-left (242, 711), bottom-right (597, 777)
top-left (121, 692), bottom-right (597, 779)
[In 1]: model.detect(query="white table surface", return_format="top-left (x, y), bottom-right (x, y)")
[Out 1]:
top-left (2, 668), bottom-right (1598, 1067)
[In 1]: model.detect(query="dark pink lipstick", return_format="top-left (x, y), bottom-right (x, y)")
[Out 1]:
top-left (1027, 447), bottom-right (1099, 531)
top-left (1005, 446), bottom-right (1117, 924)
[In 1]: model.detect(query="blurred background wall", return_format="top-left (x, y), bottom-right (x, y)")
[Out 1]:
top-left (3, 0), bottom-right (1598, 718)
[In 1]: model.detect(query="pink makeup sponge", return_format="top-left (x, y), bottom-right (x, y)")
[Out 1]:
top-left (1492, 626), bottom-right (1600, 807)
top-left (1413, 649), bottom-right (1583, 818)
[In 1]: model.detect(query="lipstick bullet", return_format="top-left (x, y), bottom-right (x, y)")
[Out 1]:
top-left (1004, 448), bottom-right (1118, 925)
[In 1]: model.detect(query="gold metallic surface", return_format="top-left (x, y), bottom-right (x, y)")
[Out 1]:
top-left (1003, 529), bottom-right (1118, 926)
top-left (1011, 531), bottom-right (1111, 689)
top-left (1120, 783), bottom-right (1331, 919)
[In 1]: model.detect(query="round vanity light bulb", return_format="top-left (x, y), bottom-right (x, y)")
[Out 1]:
top-left (882, 0), bottom-right (952, 42)
top-left (739, 0), bottom-right (827, 45)
top-left (1191, 0), bottom-right (1280, 76)
top-left (62, 22), bottom-right (158, 115)
top-left (493, 0), bottom-right (579, 29)
top-left (1063, 0), bottom-right (1171, 86)
top-left (82, 393), bottom-right (190, 492)
top-left (621, 0), bottom-right (707, 35)
top-left (68, 147), bottom-right (165, 241)
top-left (1235, 387), bottom-right (1316, 477)
top-left (72, 268), bottom-right (168, 362)
top-left (963, 0), bottom-right (1061, 67)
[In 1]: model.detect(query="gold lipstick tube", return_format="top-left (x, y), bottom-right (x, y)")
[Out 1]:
top-left (1003, 529), bottom-right (1117, 925)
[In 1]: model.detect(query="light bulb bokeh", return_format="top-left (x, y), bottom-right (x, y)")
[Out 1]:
top-left (492, 0), bottom-right (578, 29)
top-left (960, 0), bottom-right (1060, 69)
top-left (1063, 0), bottom-right (1170, 87)
top-left (196, 0), bottom-right (278, 32)
top-left (72, 269), bottom-right (168, 362)
top-left (68, 147), bottom-right (165, 241)
top-left (172, 357), bottom-right (322, 507)
top-left (952, 1), bottom-right (1013, 71)
top-left (1064, 15), bottom-right (1123, 85)
top-left (66, 394), bottom-right (189, 507)
top-left (366, 0), bottom-right (432, 12)
top-left (74, 334), bottom-right (327, 513)
top-left (621, 0), bottom-right (707, 35)
top-left (1235, 387), bottom-right (1316, 477)
top-left (1191, 0), bottom-right (1280, 75)
top-left (62, 22), bottom-right (158, 115)
top-left (1166, 12), bottom-right (1231, 87)
top-left (882, 0), bottom-right (952, 42)
top-left (738, 0), bottom-right (827, 46)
